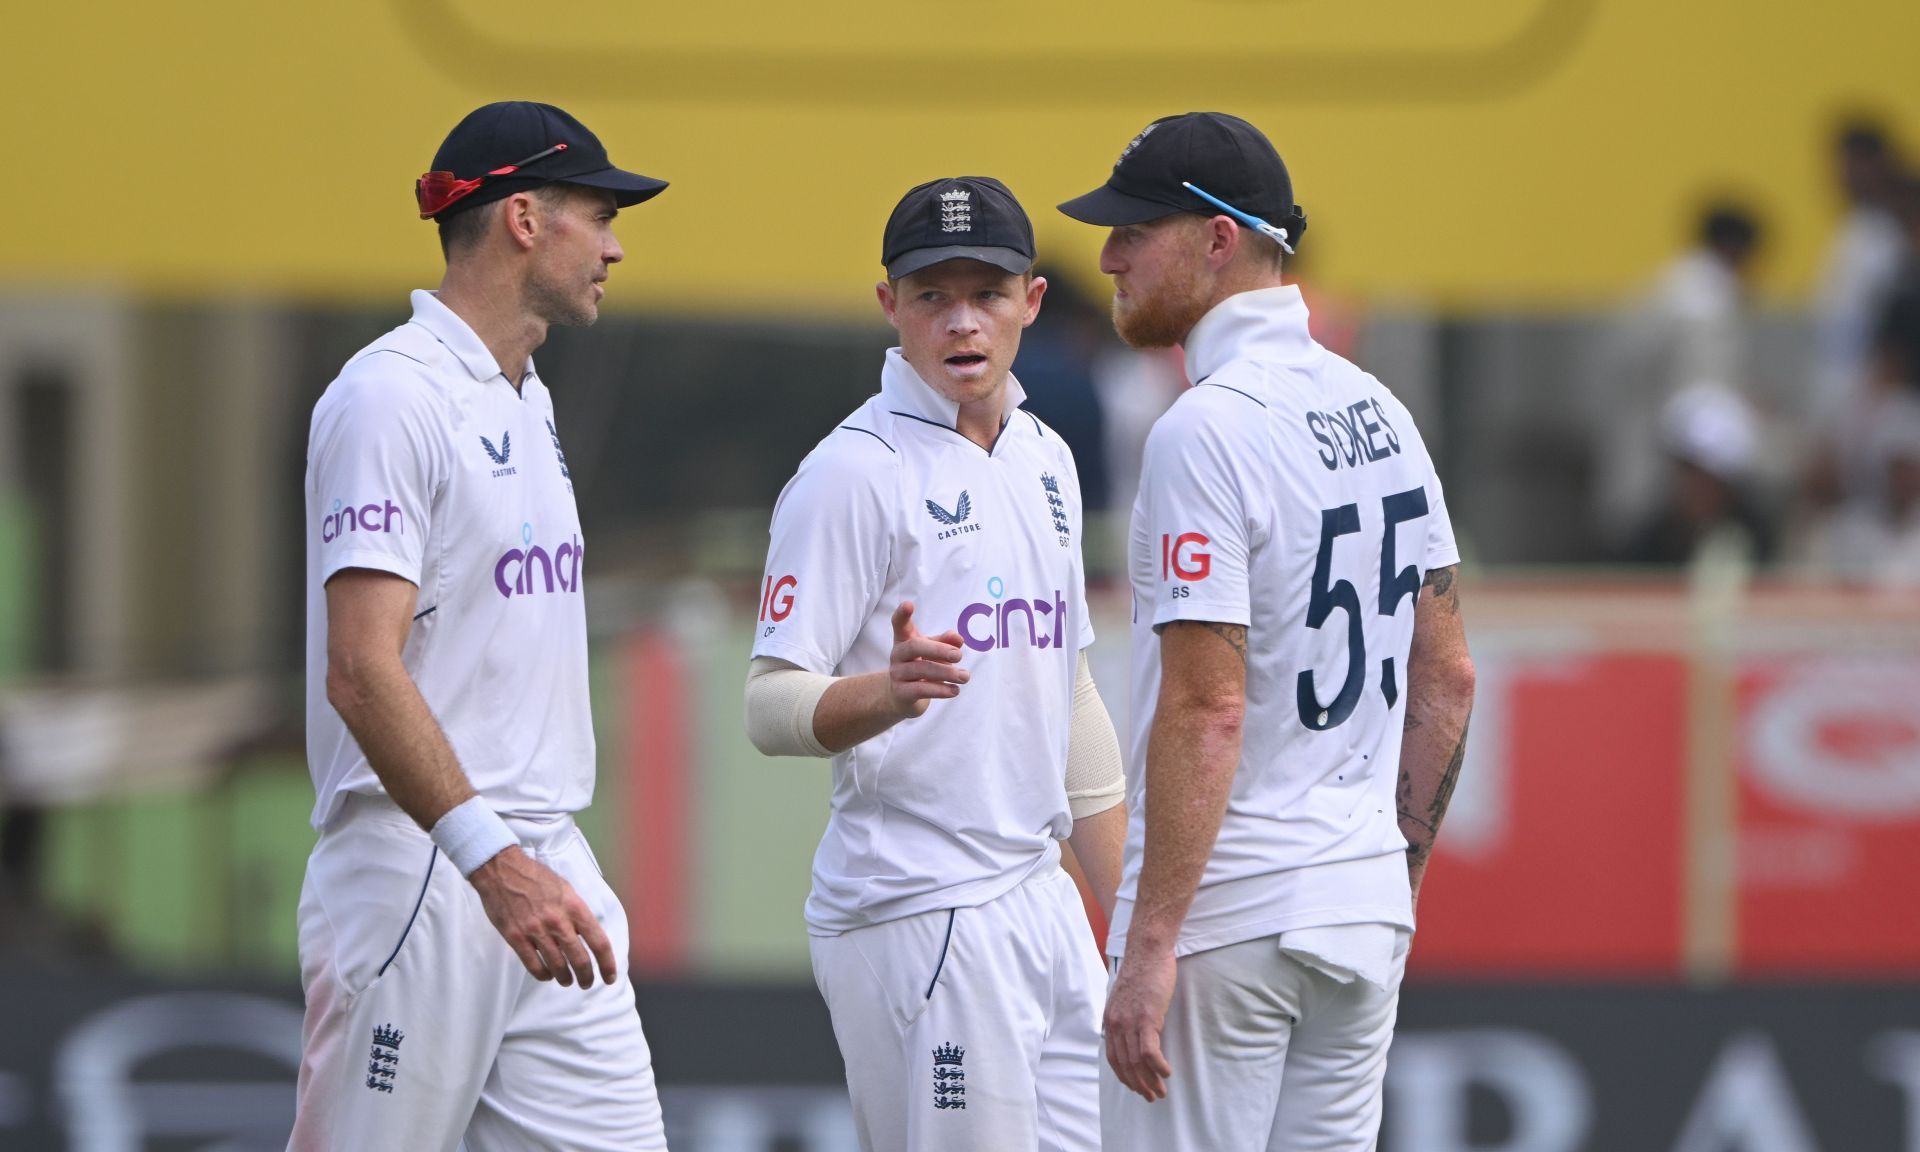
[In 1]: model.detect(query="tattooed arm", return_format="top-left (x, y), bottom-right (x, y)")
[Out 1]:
top-left (1397, 564), bottom-right (1477, 908)
top-left (1104, 618), bottom-right (1246, 1100)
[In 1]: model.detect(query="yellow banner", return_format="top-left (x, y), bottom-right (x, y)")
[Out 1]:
top-left (2, 0), bottom-right (1913, 314)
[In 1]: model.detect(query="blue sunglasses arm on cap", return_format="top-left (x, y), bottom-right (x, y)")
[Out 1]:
top-left (1181, 181), bottom-right (1296, 255)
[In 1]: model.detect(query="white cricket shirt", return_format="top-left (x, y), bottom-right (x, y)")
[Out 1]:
top-left (303, 290), bottom-right (595, 829)
top-left (1106, 286), bottom-right (1459, 959)
top-left (752, 349), bottom-right (1094, 934)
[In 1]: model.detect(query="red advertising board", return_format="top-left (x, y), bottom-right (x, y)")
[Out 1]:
top-left (1409, 603), bottom-right (1920, 979)
top-left (1411, 653), bottom-right (1687, 978)
top-left (1736, 655), bottom-right (1920, 975)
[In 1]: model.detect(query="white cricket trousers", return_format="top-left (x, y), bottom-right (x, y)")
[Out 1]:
top-left (810, 859), bottom-right (1105, 1152)
top-left (287, 795), bottom-right (667, 1151)
top-left (1100, 932), bottom-right (1410, 1152)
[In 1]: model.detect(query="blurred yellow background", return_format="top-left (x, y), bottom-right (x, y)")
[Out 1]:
top-left (3, 0), bottom-right (1916, 312)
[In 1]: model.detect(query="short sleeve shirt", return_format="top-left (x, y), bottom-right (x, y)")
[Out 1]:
top-left (303, 291), bottom-right (594, 828)
top-left (1107, 286), bottom-right (1460, 958)
top-left (752, 350), bottom-right (1093, 934)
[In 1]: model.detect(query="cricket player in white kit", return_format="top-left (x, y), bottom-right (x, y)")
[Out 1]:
top-left (743, 177), bottom-right (1128, 1152)
top-left (1060, 113), bottom-right (1479, 1150)
top-left (291, 102), bottom-right (671, 1150)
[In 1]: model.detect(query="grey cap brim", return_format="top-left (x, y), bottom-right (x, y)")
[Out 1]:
top-left (1057, 184), bottom-right (1187, 226)
top-left (886, 245), bottom-right (1033, 280)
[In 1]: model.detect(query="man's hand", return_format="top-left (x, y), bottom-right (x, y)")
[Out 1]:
top-left (1104, 949), bottom-right (1178, 1101)
top-left (469, 847), bottom-right (617, 990)
top-left (810, 602), bottom-right (971, 753)
top-left (886, 601), bottom-right (969, 717)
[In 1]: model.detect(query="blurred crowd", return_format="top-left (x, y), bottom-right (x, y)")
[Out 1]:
top-left (1594, 115), bottom-right (1920, 584)
top-left (1796, 119), bottom-right (1920, 585)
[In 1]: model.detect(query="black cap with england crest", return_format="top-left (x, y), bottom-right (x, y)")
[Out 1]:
top-left (882, 177), bottom-right (1037, 279)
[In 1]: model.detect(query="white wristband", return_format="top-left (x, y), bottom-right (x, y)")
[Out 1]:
top-left (430, 797), bottom-right (519, 878)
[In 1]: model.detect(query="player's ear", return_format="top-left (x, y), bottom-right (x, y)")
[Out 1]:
top-left (876, 279), bottom-right (901, 329)
top-left (503, 192), bottom-right (541, 252)
top-left (1205, 215), bottom-right (1239, 271)
top-left (1022, 275), bottom-right (1048, 328)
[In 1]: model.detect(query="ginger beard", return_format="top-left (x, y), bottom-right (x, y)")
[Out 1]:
top-left (1111, 238), bottom-right (1214, 351)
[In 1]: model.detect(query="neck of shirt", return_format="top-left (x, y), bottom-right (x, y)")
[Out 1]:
top-left (1182, 284), bottom-right (1316, 386)
top-left (880, 348), bottom-right (1029, 451)
top-left (411, 289), bottom-right (540, 394)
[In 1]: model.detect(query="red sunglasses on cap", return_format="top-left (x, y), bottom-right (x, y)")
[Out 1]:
top-left (416, 143), bottom-right (569, 220)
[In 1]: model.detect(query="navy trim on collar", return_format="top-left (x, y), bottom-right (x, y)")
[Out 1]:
top-left (889, 410), bottom-right (1015, 457)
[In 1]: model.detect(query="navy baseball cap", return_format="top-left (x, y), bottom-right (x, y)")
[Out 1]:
top-left (882, 177), bottom-right (1036, 279)
top-left (418, 101), bottom-right (668, 221)
top-left (1058, 112), bottom-right (1307, 247)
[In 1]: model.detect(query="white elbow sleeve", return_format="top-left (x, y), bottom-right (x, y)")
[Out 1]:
top-left (744, 656), bottom-right (835, 758)
top-left (1066, 651), bottom-right (1125, 820)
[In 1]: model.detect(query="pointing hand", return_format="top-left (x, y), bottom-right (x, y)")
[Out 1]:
top-left (887, 601), bottom-right (969, 718)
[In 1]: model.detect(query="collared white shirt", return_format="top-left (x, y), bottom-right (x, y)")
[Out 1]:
top-left (752, 349), bottom-right (1094, 934)
top-left (304, 290), bottom-right (594, 829)
top-left (1107, 285), bottom-right (1459, 959)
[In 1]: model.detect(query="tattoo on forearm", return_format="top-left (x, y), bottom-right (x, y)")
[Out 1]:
top-left (1396, 763), bottom-right (1432, 831)
top-left (1203, 622), bottom-right (1248, 663)
top-left (1427, 720), bottom-right (1470, 831)
top-left (1398, 716), bottom-right (1470, 866)
top-left (1422, 565), bottom-right (1459, 610)
top-left (1174, 620), bottom-right (1248, 664)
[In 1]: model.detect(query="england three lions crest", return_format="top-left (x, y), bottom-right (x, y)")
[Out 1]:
top-left (939, 189), bottom-right (972, 234)
top-left (1040, 473), bottom-right (1070, 547)
top-left (365, 1023), bottom-right (404, 1094)
top-left (933, 1042), bottom-right (966, 1110)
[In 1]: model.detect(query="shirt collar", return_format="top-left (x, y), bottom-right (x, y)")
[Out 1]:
top-left (407, 289), bottom-right (539, 388)
top-left (1182, 285), bottom-right (1316, 386)
top-left (880, 347), bottom-right (1028, 429)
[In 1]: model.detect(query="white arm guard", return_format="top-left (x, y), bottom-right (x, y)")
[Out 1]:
top-left (743, 656), bottom-right (835, 758)
top-left (1067, 650), bottom-right (1125, 820)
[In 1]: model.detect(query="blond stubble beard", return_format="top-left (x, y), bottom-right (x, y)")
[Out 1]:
top-left (1111, 247), bottom-right (1213, 350)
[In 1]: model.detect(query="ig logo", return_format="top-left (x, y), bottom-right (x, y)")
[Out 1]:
top-left (760, 574), bottom-right (797, 636)
top-left (1161, 532), bottom-right (1211, 581)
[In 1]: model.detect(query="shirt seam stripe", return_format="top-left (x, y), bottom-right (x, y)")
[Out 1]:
top-left (363, 347), bottom-right (434, 370)
top-left (836, 425), bottom-right (897, 453)
top-left (1199, 381), bottom-right (1268, 408)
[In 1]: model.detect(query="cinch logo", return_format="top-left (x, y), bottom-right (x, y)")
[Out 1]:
top-left (494, 522), bottom-right (584, 598)
top-left (1161, 532), bottom-right (1211, 581)
top-left (322, 498), bottom-right (403, 543)
top-left (760, 574), bottom-right (797, 622)
top-left (956, 577), bottom-right (1067, 653)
